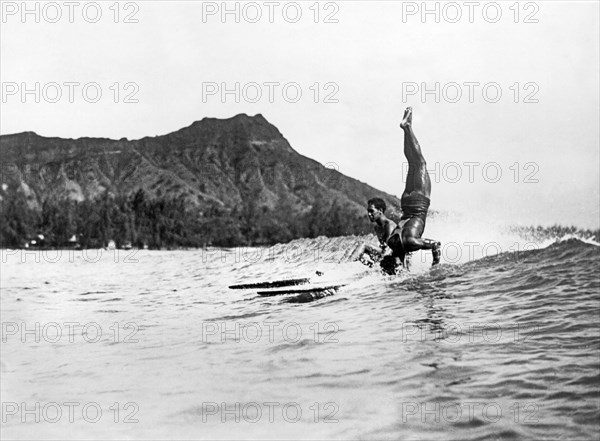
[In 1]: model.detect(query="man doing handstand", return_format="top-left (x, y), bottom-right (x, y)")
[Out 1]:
top-left (358, 107), bottom-right (441, 274)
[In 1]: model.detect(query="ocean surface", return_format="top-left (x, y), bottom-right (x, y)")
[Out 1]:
top-left (1, 217), bottom-right (599, 440)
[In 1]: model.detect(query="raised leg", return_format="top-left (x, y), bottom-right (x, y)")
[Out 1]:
top-left (401, 107), bottom-right (431, 198)
top-left (399, 107), bottom-right (441, 265)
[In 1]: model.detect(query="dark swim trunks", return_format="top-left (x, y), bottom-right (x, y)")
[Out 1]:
top-left (400, 192), bottom-right (430, 224)
top-left (386, 192), bottom-right (431, 251)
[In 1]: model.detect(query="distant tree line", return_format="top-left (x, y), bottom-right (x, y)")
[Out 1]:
top-left (507, 224), bottom-right (600, 243)
top-left (0, 188), bottom-right (371, 249)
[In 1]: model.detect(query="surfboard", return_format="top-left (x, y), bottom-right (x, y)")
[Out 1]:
top-left (229, 278), bottom-right (311, 290)
top-left (257, 284), bottom-right (346, 297)
top-left (283, 285), bottom-right (347, 303)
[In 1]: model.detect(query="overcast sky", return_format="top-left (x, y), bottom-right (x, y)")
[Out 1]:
top-left (1, 1), bottom-right (598, 228)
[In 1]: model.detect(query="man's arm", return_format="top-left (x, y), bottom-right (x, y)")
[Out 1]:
top-left (351, 220), bottom-right (395, 266)
top-left (349, 233), bottom-right (389, 268)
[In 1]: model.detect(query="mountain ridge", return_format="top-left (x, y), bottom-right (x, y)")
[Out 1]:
top-left (0, 114), bottom-right (403, 247)
top-left (0, 113), bottom-right (401, 213)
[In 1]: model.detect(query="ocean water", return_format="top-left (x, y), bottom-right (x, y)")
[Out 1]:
top-left (1, 218), bottom-right (599, 440)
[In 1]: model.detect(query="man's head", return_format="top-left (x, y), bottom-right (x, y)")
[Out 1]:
top-left (367, 198), bottom-right (386, 222)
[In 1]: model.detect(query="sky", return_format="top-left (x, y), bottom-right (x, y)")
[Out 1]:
top-left (1, 1), bottom-right (599, 228)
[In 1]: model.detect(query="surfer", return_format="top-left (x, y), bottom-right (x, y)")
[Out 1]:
top-left (349, 198), bottom-right (397, 267)
top-left (355, 107), bottom-right (441, 274)
top-left (387, 107), bottom-right (441, 272)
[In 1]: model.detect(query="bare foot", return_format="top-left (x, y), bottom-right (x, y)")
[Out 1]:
top-left (400, 107), bottom-right (412, 130)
